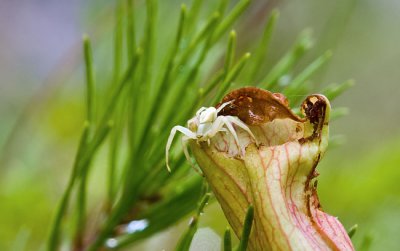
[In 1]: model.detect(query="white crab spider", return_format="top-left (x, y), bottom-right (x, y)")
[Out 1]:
top-left (165, 101), bottom-right (257, 172)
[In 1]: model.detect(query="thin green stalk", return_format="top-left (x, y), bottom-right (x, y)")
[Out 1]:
top-left (237, 205), bottom-right (254, 251)
top-left (74, 35), bottom-right (95, 246)
top-left (140, 0), bottom-right (157, 87)
top-left (196, 31), bottom-right (238, 105)
top-left (126, 0), bottom-right (136, 59)
top-left (218, 0), bottom-right (230, 15)
top-left (83, 35), bottom-right (95, 123)
top-left (113, 0), bottom-right (123, 83)
top-left (161, 21), bottom-right (219, 127)
top-left (323, 79), bottom-right (355, 101)
top-left (47, 123), bottom-right (90, 251)
top-left (155, 3), bottom-right (188, 93)
top-left (261, 29), bottom-right (313, 90)
top-left (175, 193), bottom-right (211, 251)
top-left (86, 204), bottom-right (126, 251)
top-left (76, 121), bottom-right (113, 179)
top-left (186, 0), bottom-right (204, 34)
top-left (312, 0), bottom-right (357, 83)
top-left (224, 30), bottom-right (237, 78)
top-left (212, 0), bottom-right (251, 43)
top-left (74, 166), bottom-right (88, 249)
top-left (74, 35), bottom-right (97, 249)
top-left (113, 176), bottom-right (203, 249)
top-left (147, 20), bottom-right (222, 161)
top-left (91, 49), bottom-right (142, 206)
top-left (166, 46), bottom-right (249, 140)
top-left (95, 48), bottom-right (141, 134)
top-left (134, 5), bottom-right (188, 152)
top-left (108, 103), bottom-right (124, 206)
top-left (88, 158), bottom-right (161, 251)
top-left (140, 155), bottom-right (186, 195)
top-left (86, 163), bottom-right (149, 251)
top-left (284, 50), bottom-right (332, 96)
top-left (178, 11), bottom-right (221, 69)
top-left (213, 52), bottom-right (251, 104)
top-left (224, 228), bottom-right (232, 251)
top-left (247, 10), bottom-right (279, 80)
top-left (347, 224), bottom-right (358, 239)
top-left (107, 0), bottom-right (125, 206)
top-left (200, 69), bottom-right (224, 99)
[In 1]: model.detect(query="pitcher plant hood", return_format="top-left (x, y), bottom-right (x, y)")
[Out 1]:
top-left (189, 87), bottom-right (354, 251)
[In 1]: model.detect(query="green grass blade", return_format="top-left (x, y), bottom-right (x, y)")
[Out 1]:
top-left (247, 10), bottom-right (279, 80)
top-left (110, 176), bottom-right (204, 249)
top-left (347, 224), bottom-right (358, 239)
top-left (134, 4), bottom-right (187, 152)
top-left (322, 79), bottom-right (355, 101)
top-left (198, 30), bottom-right (237, 101)
top-left (218, 0), bottom-right (230, 15)
top-left (112, 0), bottom-right (123, 83)
top-left (77, 122), bottom-right (113, 178)
top-left (126, 0), bottom-right (135, 59)
top-left (175, 217), bottom-right (199, 251)
top-left (152, 3), bottom-right (187, 99)
top-left (107, 104), bottom-right (125, 205)
top-left (237, 205), bottom-right (254, 251)
top-left (186, 0), bottom-right (204, 33)
top-left (47, 123), bottom-right (90, 251)
top-left (284, 50), bottom-right (332, 97)
top-left (200, 69), bottom-right (224, 99)
top-left (175, 193), bottom-right (211, 251)
top-left (178, 11), bottom-right (221, 67)
top-left (260, 29), bottom-right (313, 90)
top-left (224, 227), bottom-right (232, 251)
top-left (224, 30), bottom-right (237, 78)
top-left (75, 34), bottom-right (97, 246)
top-left (98, 48), bottom-right (142, 130)
top-left (83, 35), bottom-right (96, 124)
top-left (212, 0), bottom-right (251, 43)
top-left (74, 166), bottom-right (89, 249)
top-left (213, 52), bottom-right (251, 103)
top-left (140, 0), bottom-right (157, 87)
top-left (139, 12), bottom-right (221, 160)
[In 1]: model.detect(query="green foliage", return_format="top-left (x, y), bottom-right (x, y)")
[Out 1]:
top-left (175, 192), bottom-right (210, 251)
top-left (347, 224), bottom-right (358, 239)
top-left (237, 206), bottom-right (254, 251)
top-left (223, 228), bottom-right (232, 251)
top-left (45, 0), bottom-right (352, 250)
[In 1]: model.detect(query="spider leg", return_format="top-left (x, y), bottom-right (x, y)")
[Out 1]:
top-left (166, 125), bottom-right (196, 172)
top-left (226, 116), bottom-right (259, 146)
top-left (181, 136), bottom-right (204, 176)
top-left (216, 100), bottom-right (234, 113)
top-left (220, 116), bottom-right (242, 151)
top-left (207, 116), bottom-right (241, 150)
top-left (206, 116), bottom-right (226, 138)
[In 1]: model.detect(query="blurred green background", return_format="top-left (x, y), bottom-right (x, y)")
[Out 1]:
top-left (1, 0), bottom-right (400, 250)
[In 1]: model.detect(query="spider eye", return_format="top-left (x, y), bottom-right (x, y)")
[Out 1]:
top-left (199, 107), bottom-right (217, 123)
